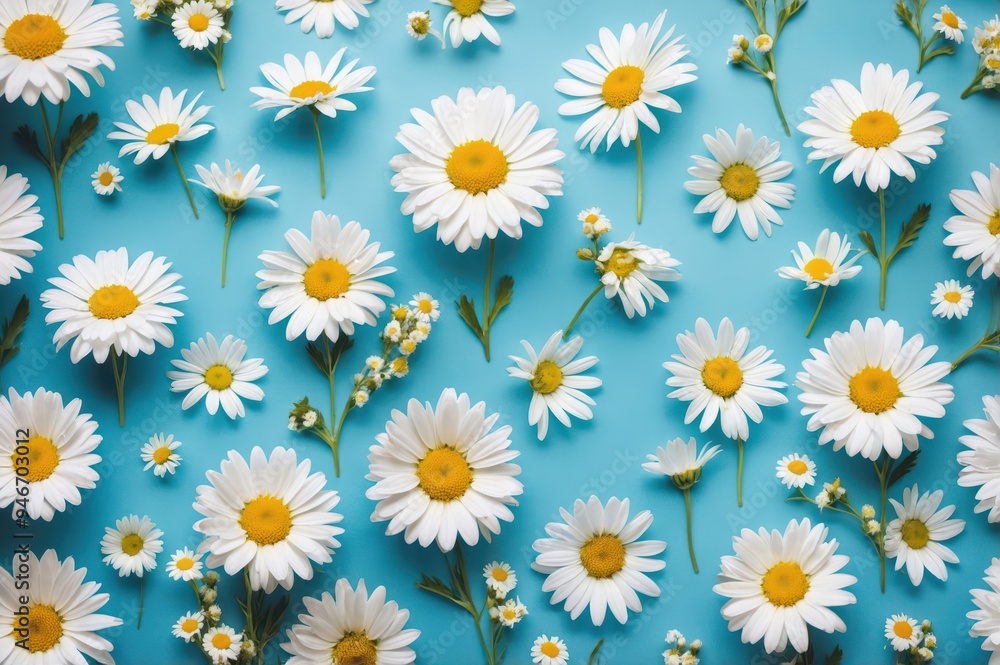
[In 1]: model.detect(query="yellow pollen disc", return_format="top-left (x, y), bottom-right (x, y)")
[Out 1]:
top-left (331, 632), bottom-right (378, 665)
top-left (211, 633), bottom-right (232, 649)
top-left (900, 518), bottom-right (930, 549)
top-left (941, 11), bottom-right (959, 28)
top-left (419, 299), bottom-right (434, 314)
top-left (848, 366), bottom-right (901, 414)
top-left (719, 163), bottom-right (760, 202)
top-left (417, 447), bottom-right (473, 501)
top-left (850, 110), bottom-right (901, 149)
top-left (99, 171), bottom-right (115, 186)
top-left (894, 620), bottom-right (913, 638)
top-left (188, 13), bottom-right (210, 31)
top-left (392, 357), bottom-right (408, 373)
top-left (303, 259), bottom-right (351, 301)
top-left (445, 139), bottom-right (510, 195)
top-left (701, 356), bottom-right (744, 399)
top-left (943, 290), bottom-right (962, 303)
top-left (451, 0), bottom-right (484, 17)
top-left (761, 561), bottom-right (809, 606)
top-left (288, 80), bottom-right (336, 100)
top-left (787, 459), bottom-right (808, 475)
top-left (88, 284), bottom-right (140, 320)
top-left (12, 435), bottom-right (59, 483)
top-left (181, 618), bottom-right (199, 632)
top-left (530, 360), bottom-right (563, 395)
top-left (120, 534), bottom-right (145, 556)
top-left (502, 608), bottom-right (517, 620)
top-left (541, 642), bottom-right (561, 658)
top-left (579, 534), bottom-right (626, 578)
top-left (146, 122), bottom-right (181, 145)
top-left (803, 257), bottom-right (834, 281)
top-left (175, 557), bottom-right (194, 571)
top-left (4, 14), bottom-right (66, 60)
top-left (19, 605), bottom-right (63, 653)
top-left (204, 364), bottom-right (234, 391)
top-left (988, 212), bottom-right (1000, 236)
top-left (410, 16), bottom-right (430, 34)
top-left (585, 213), bottom-right (599, 224)
top-left (491, 568), bottom-right (508, 582)
top-left (601, 65), bottom-right (644, 109)
top-left (602, 247), bottom-right (639, 279)
top-left (153, 447), bottom-right (172, 465)
top-left (240, 496), bottom-right (293, 545)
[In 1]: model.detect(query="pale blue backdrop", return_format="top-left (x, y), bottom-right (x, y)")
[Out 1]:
top-left (1, 0), bottom-right (998, 663)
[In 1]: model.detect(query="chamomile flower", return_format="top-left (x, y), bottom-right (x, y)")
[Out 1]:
top-left (578, 207), bottom-right (611, 237)
top-left (968, 558), bottom-right (1000, 664)
top-left (595, 235), bottom-right (681, 317)
top-left (958, 395), bottom-right (1000, 523)
top-left (798, 62), bottom-right (948, 193)
top-left (886, 614), bottom-right (922, 651)
top-left (753, 33), bottom-right (774, 52)
top-left (775, 453), bottom-right (817, 489)
top-left (166, 548), bottom-right (203, 582)
top-left (173, 611), bottom-right (204, 642)
top-left (406, 10), bottom-right (444, 47)
top-left (642, 437), bottom-right (721, 487)
top-left (167, 334), bottom-right (268, 419)
top-left (943, 164), bottom-right (1000, 280)
top-left (140, 433), bottom-right (182, 476)
top-left (250, 50), bottom-right (375, 122)
top-left (100, 514), bottom-right (163, 577)
top-left (190, 161), bottom-right (280, 213)
top-left (203, 625), bottom-right (241, 663)
top-left (507, 330), bottom-right (601, 441)
top-left (933, 6), bottom-right (966, 42)
top-left (0, 166), bottom-right (43, 285)
top-left (276, 0), bottom-right (372, 38)
top-left (684, 124), bottom-right (795, 240)
top-left (172, 1), bottom-right (225, 50)
top-left (532, 635), bottom-right (569, 665)
top-left (885, 484), bottom-right (965, 585)
top-left (91, 162), bottom-right (123, 196)
top-left (493, 598), bottom-right (528, 627)
top-left (777, 229), bottom-right (863, 289)
top-left (409, 292), bottom-right (440, 321)
top-left (108, 87), bottom-right (213, 165)
top-left (484, 561), bottom-right (517, 598)
top-left (432, 0), bottom-right (513, 47)
top-left (931, 279), bottom-right (974, 319)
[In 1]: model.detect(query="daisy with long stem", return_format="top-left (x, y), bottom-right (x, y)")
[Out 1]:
top-left (777, 229), bottom-right (863, 336)
top-left (895, 1), bottom-right (964, 71)
top-left (101, 515), bottom-right (163, 628)
top-left (138, 1), bottom-right (233, 89)
top-left (952, 287), bottom-right (1000, 370)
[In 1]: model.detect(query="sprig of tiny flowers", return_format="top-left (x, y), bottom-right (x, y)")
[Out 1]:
top-left (962, 15), bottom-right (1000, 98)
top-left (896, 2), bottom-right (965, 71)
top-left (886, 616), bottom-right (937, 664)
top-left (663, 630), bottom-right (702, 665)
top-left (131, 0), bottom-right (233, 89)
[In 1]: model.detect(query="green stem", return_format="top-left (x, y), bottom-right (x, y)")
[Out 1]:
top-left (39, 103), bottom-right (66, 239)
top-left (172, 145), bottom-right (199, 219)
top-left (805, 285), bottom-right (828, 337)
top-left (766, 53), bottom-right (790, 136)
top-left (137, 575), bottom-right (145, 629)
top-left (736, 437), bottom-right (745, 507)
top-left (564, 284), bottom-right (604, 340)
top-left (322, 336), bottom-right (341, 477)
top-left (111, 350), bottom-right (128, 426)
top-left (635, 127), bottom-right (643, 223)
top-left (481, 238), bottom-right (495, 362)
top-left (683, 488), bottom-right (699, 573)
top-left (310, 108), bottom-right (326, 198)
top-left (952, 337), bottom-right (986, 370)
top-left (878, 188), bottom-right (888, 310)
top-left (961, 67), bottom-right (987, 99)
top-left (873, 454), bottom-right (895, 594)
top-left (220, 211), bottom-right (234, 287)
top-left (208, 44), bottom-right (226, 90)
top-left (189, 579), bottom-right (202, 609)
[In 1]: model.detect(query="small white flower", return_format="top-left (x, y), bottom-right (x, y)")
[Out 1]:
top-left (495, 597), bottom-right (527, 627)
top-left (862, 504), bottom-right (876, 519)
top-left (886, 614), bottom-right (922, 651)
top-left (597, 235), bottom-right (682, 317)
top-left (483, 561), bottom-right (517, 598)
top-left (100, 514), bottom-right (164, 577)
top-left (203, 625), bottom-right (241, 663)
top-left (867, 520), bottom-right (881, 535)
top-left (166, 547), bottom-right (203, 581)
top-left (91, 162), bottom-right (123, 195)
top-left (354, 389), bottom-right (369, 407)
top-left (409, 292), bottom-right (440, 321)
top-left (753, 33), bottom-right (773, 52)
top-left (140, 433), bottom-right (182, 477)
top-left (167, 334), bottom-right (268, 419)
top-left (172, 1), bottom-right (226, 50)
top-left (884, 484), bottom-right (965, 585)
top-left (172, 611), bottom-right (204, 642)
top-left (777, 229), bottom-right (863, 289)
top-left (775, 453), bottom-right (817, 489)
top-left (815, 491), bottom-right (831, 509)
top-left (933, 5), bottom-right (967, 42)
top-left (727, 46), bottom-right (745, 64)
top-left (930, 279), bottom-right (973, 319)
top-left (532, 635), bottom-right (568, 665)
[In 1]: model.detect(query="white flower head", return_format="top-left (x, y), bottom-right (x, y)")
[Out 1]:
top-left (643, 437), bottom-right (721, 489)
top-left (532, 635), bottom-right (569, 665)
top-left (91, 162), bottom-right (123, 196)
top-left (0, 167), bottom-right (43, 285)
top-left (483, 561), bottom-right (517, 598)
top-left (172, 1), bottom-right (225, 50)
top-left (250, 49), bottom-right (376, 122)
top-left (884, 484), bottom-right (965, 586)
top-left (886, 614), bottom-right (922, 651)
top-left (775, 453), bottom-right (817, 489)
top-left (100, 514), bottom-right (164, 577)
top-left (930, 279), bottom-right (973, 319)
top-left (777, 229), bottom-right (863, 289)
top-left (933, 6), bottom-right (966, 42)
top-left (173, 611), bottom-right (204, 642)
top-left (167, 333), bottom-right (268, 419)
top-left (753, 33), bottom-right (773, 52)
top-left (190, 160), bottom-right (280, 213)
top-left (276, 0), bottom-right (372, 38)
top-left (140, 432), bottom-right (182, 476)
top-left (943, 164), bottom-right (1000, 280)
top-left (432, 0), bottom-right (513, 47)
top-left (166, 547), bottom-right (203, 582)
top-left (958, 395), bottom-right (1000, 523)
top-left (108, 88), bottom-right (213, 164)
top-left (596, 235), bottom-right (682, 317)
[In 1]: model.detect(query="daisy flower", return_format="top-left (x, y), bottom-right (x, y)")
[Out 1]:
top-left (484, 561), bottom-right (517, 599)
top-left (493, 597), bottom-right (528, 627)
top-left (885, 484), bottom-right (965, 586)
top-left (251, 50), bottom-right (375, 197)
top-left (943, 163), bottom-right (1000, 280)
top-left (933, 6), bottom-right (966, 42)
top-left (203, 625), bottom-right (241, 663)
top-left (969, 558), bottom-right (1000, 664)
top-left (533, 496), bottom-right (665, 626)
top-left (683, 124), bottom-right (795, 240)
top-left (140, 432), bottom-right (182, 476)
top-left (663, 317), bottom-right (787, 505)
top-left (586, 235), bottom-right (682, 322)
top-left (532, 635), bottom-right (569, 665)
top-left (0, 387), bottom-right (101, 521)
top-left (886, 613), bottom-right (922, 651)
top-left (406, 10), bottom-right (445, 47)
top-left (173, 611), bottom-right (204, 642)
top-left (366, 388), bottom-right (523, 551)
top-left (276, 0), bottom-right (372, 38)
top-left (0, 166), bottom-right (42, 286)
top-left (931, 279), bottom-right (973, 319)
top-left (100, 514), bottom-right (163, 577)
top-left (0, 550), bottom-right (122, 663)
top-left (775, 453), bottom-right (817, 489)
top-left (555, 10), bottom-right (697, 220)
top-left (91, 162), bottom-right (123, 196)
top-left (166, 547), bottom-right (203, 582)
top-left (795, 318), bottom-right (954, 461)
top-left (194, 446), bottom-right (343, 593)
top-left (958, 395), bottom-right (1000, 523)
top-left (171, 1), bottom-right (225, 50)
top-left (256, 211), bottom-right (395, 342)
top-left (507, 330), bottom-right (601, 441)
top-left (281, 578), bottom-right (420, 664)
top-left (409, 292), bottom-right (440, 322)
top-left (578, 207), bottom-right (611, 237)
top-left (432, 0), bottom-right (513, 47)
top-left (167, 333), bottom-right (267, 419)
top-left (714, 518), bottom-right (857, 654)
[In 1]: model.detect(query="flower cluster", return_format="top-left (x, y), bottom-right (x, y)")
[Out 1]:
top-left (662, 630), bottom-right (702, 665)
top-left (132, 0), bottom-right (234, 89)
top-left (885, 614), bottom-right (937, 663)
top-left (964, 15), bottom-right (1000, 97)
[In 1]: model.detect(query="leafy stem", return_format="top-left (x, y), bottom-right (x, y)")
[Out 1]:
top-left (239, 568), bottom-right (289, 665)
top-left (0, 295), bottom-right (29, 391)
top-left (895, 0), bottom-right (954, 72)
top-left (859, 191), bottom-right (929, 310)
top-left (171, 145), bottom-right (199, 219)
top-left (456, 239), bottom-right (514, 362)
top-left (110, 350), bottom-right (128, 427)
top-left (303, 336), bottom-right (354, 476)
top-left (961, 65), bottom-right (990, 99)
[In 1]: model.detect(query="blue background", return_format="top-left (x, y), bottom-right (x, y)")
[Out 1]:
top-left (1, 0), bottom-right (999, 663)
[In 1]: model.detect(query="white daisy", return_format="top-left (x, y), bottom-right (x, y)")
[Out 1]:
top-left (0, 387), bottom-right (101, 521)
top-left (714, 518), bottom-right (857, 654)
top-left (0, 549), bottom-right (122, 663)
top-left (406, 10), bottom-right (444, 47)
top-left (775, 453), bottom-right (817, 489)
top-left (595, 235), bottom-right (681, 318)
top-left (100, 514), bottom-right (163, 577)
top-left (555, 10), bottom-right (698, 152)
top-left (250, 49), bottom-right (376, 122)
top-left (493, 597), bottom-right (527, 627)
top-left (798, 62), bottom-right (948, 193)
top-left (532, 496), bottom-right (665, 626)
top-left (777, 229), bottom-right (863, 289)
top-left (931, 279), bottom-right (974, 319)
top-left (194, 446), bottom-right (343, 593)
top-left (166, 547), bottom-right (203, 582)
top-left (532, 635), bottom-right (569, 665)
top-left (885, 613), bottom-right (922, 651)
top-left (933, 6), bottom-right (966, 42)
top-left (0, 166), bottom-right (43, 285)
top-left (958, 395), bottom-right (1000, 523)
top-left (390, 86), bottom-right (564, 252)
top-left (795, 318), bottom-right (954, 460)
top-left (203, 625), bottom-right (241, 663)
top-left (432, 0), bottom-right (513, 47)
top-left (140, 432), bottom-right (182, 476)
top-left (642, 437), bottom-right (721, 485)
top-left (507, 330), bottom-right (601, 441)
top-left (91, 162), bottom-right (123, 196)
top-left (190, 160), bottom-right (280, 212)
top-left (969, 558), bottom-right (1000, 665)
top-left (276, 0), bottom-right (372, 38)
top-left (409, 291), bottom-right (440, 321)
top-left (684, 125), bottom-right (795, 240)
top-left (167, 333), bottom-right (268, 419)
top-left (256, 211), bottom-right (395, 342)
top-left (578, 207), bottom-right (611, 236)
top-left (366, 388), bottom-right (523, 551)
top-left (172, 1), bottom-right (225, 50)
top-left (108, 87), bottom-right (213, 164)
top-left (885, 484), bottom-right (965, 586)
top-left (943, 164), bottom-right (1000, 280)
top-left (172, 611), bottom-right (204, 642)
top-left (281, 578), bottom-right (420, 665)
top-left (0, 0), bottom-right (123, 105)
top-left (483, 561), bottom-right (517, 598)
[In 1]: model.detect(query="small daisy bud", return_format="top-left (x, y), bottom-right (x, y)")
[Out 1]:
top-left (766, 71), bottom-right (776, 81)
top-left (203, 571), bottom-right (219, 586)
top-left (862, 504), bottom-right (875, 519)
top-left (727, 47), bottom-right (745, 64)
top-left (206, 604), bottom-right (222, 621)
top-left (753, 33), bottom-right (774, 53)
top-left (866, 519), bottom-right (881, 535)
top-left (983, 75), bottom-right (997, 89)
top-left (200, 587), bottom-right (217, 603)
top-left (576, 248), bottom-right (595, 260)
top-left (354, 390), bottom-right (369, 407)
top-left (733, 33), bottom-right (749, 50)
top-left (924, 634), bottom-right (936, 648)
top-left (815, 491), bottom-right (830, 509)
top-left (922, 620), bottom-right (932, 632)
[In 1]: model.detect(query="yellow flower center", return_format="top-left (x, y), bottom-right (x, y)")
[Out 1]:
top-left (211, 633), bottom-right (232, 650)
top-left (988, 212), bottom-right (1000, 236)
top-left (99, 171), bottom-right (115, 186)
top-left (120, 533), bottom-right (145, 556)
top-left (331, 632), bottom-right (378, 665)
top-left (188, 13), bottom-right (210, 31)
top-left (88, 284), bottom-right (140, 320)
top-left (719, 163), bottom-right (760, 202)
top-left (602, 247), bottom-right (638, 279)
top-left (240, 496), bottom-right (293, 545)
top-left (146, 123), bottom-right (181, 145)
top-left (943, 290), bottom-right (962, 303)
top-left (12, 435), bottom-right (59, 483)
top-left (288, 80), bottom-right (336, 100)
top-left (18, 605), bottom-right (63, 653)
top-left (893, 620), bottom-right (914, 639)
top-left (391, 357), bottom-right (408, 374)
top-left (701, 357), bottom-right (744, 399)
top-left (181, 618), bottom-right (199, 633)
top-left (303, 259), bottom-right (351, 300)
top-left (601, 65), bottom-right (644, 109)
top-left (579, 534), bottom-right (626, 578)
top-left (175, 557), bottom-right (195, 571)
top-left (761, 561), bottom-right (810, 607)
top-left (445, 140), bottom-right (510, 195)
top-left (4, 14), bottom-right (66, 60)
top-left (418, 298), bottom-right (434, 314)
top-left (541, 642), bottom-right (561, 658)
top-left (900, 518), bottom-right (930, 549)
top-left (803, 257), bottom-right (834, 281)
top-left (941, 11), bottom-right (959, 28)
top-left (416, 447), bottom-right (473, 501)
top-left (451, 0), bottom-right (483, 17)
top-left (204, 364), bottom-right (234, 391)
top-left (410, 15), bottom-right (430, 34)
top-left (491, 567), bottom-right (508, 582)
top-left (501, 607), bottom-right (518, 621)
top-left (850, 110), bottom-right (901, 149)
top-left (848, 366), bottom-right (901, 414)
top-left (584, 213), bottom-right (599, 224)
top-left (530, 360), bottom-right (563, 395)
top-left (153, 446), bottom-right (173, 465)
top-left (787, 459), bottom-right (808, 475)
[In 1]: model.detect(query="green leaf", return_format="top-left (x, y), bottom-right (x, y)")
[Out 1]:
top-left (306, 342), bottom-right (328, 375)
top-left (0, 296), bottom-right (29, 371)
top-left (456, 295), bottom-right (483, 339)
top-left (416, 574), bottom-right (466, 608)
top-left (924, 45), bottom-right (955, 61)
top-left (61, 113), bottom-right (98, 160)
top-left (889, 203), bottom-right (930, 261)
top-left (858, 230), bottom-right (879, 259)
top-left (825, 645), bottom-right (843, 665)
top-left (587, 639), bottom-right (605, 665)
top-left (487, 275), bottom-right (514, 326)
top-left (888, 450), bottom-right (921, 488)
top-left (895, 0), bottom-right (912, 23)
top-left (13, 125), bottom-right (45, 164)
